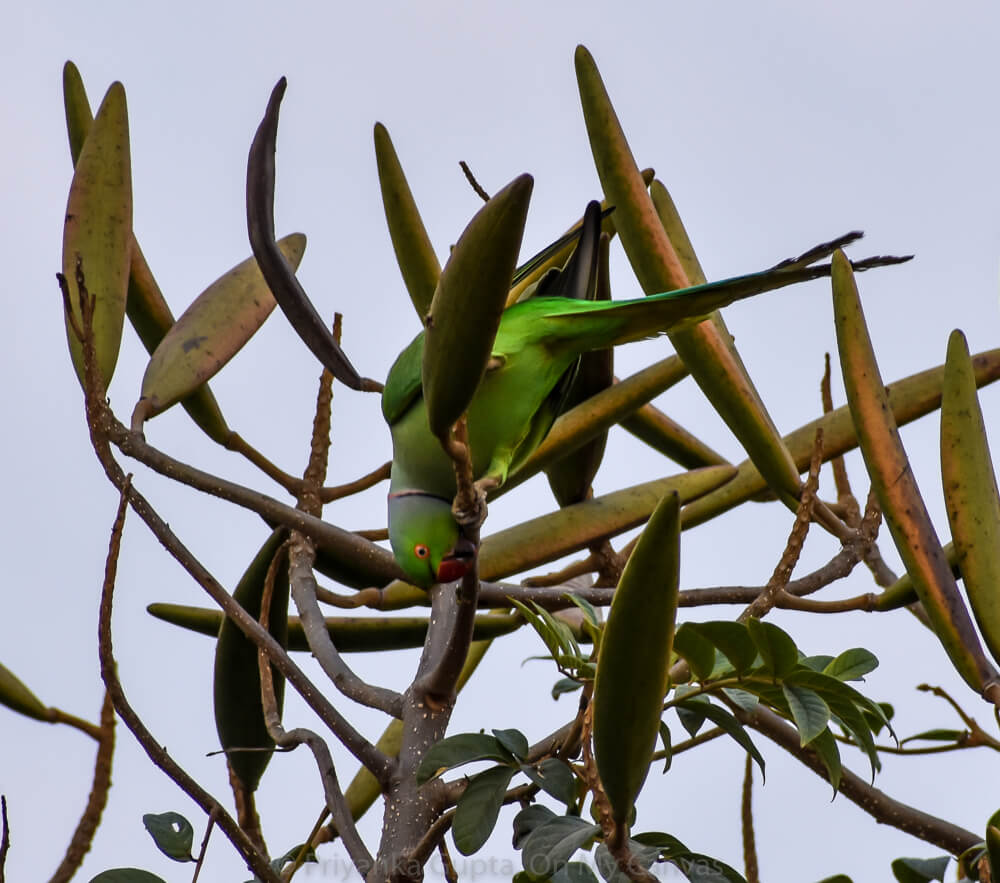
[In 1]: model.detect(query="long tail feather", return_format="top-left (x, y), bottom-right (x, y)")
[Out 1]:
top-left (536, 233), bottom-right (912, 351)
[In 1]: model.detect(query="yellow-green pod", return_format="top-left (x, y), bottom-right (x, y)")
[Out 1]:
top-left (874, 543), bottom-right (960, 612)
top-left (649, 179), bottom-right (707, 286)
top-left (61, 81), bottom-right (132, 391)
top-left (149, 604), bottom-right (521, 651)
top-left (941, 330), bottom-right (1000, 666)
top-left (480, 466), bottom-right (733, 583)
top-left (374, 123), bottom-right (441, 318)
top-left (574, 45), bottom-right (802, 504)
top-left (0, 662), bottom-right (52, 723)
top-left (214, 529), bottom-right (289, 791)
top-left (832, 253), bottom-right (996, 692)
top-left (593, 492), bottom-right (680, 827)
top-left (63, 62), bottom-right (231, 443)
top-left (134, 234), bottom-right (306, 425)
top-left (422, 174), bottom-right (533, 438)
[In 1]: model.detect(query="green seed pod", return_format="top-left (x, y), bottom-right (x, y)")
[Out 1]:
top-left (941, 329), bottom-right (1000, 667)
top-left (213, 529), bottom-right (289, 791)
top-left (374, 123), bottom-right (441, 318)
top-left (61, 81), bottom-right (132, 392)
top-left (574, 44), bottom-right (802, 504)
top-left (0, 662), bottom-right (52, 723)
top-left (592, 491), bottom-right (680, 827)
top-left (422, 174), bottom-right (533, 438)
top-left (832, 252), bottom-right (996, 692)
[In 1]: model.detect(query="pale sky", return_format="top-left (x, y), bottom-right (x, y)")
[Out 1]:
top-left (4, 2), bottom-right (1000, 880)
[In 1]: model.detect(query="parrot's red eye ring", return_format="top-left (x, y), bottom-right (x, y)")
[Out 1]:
top-left (414, 544), bottom-right (430, 559)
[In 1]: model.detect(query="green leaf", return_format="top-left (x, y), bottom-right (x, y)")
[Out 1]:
top-left (594, 840), bottom-right (664, 883)
top-left (522, 758), bottom-right (578, 806)
top-left (452, 765), bottom-right (516, 855)
top-left (142, 812), bottom-right (195, 862)
top-left (722, 688), bottom-right (759, 712)
top-left (552, 678), bottom-right (583, 699)
top-left (747, 619), bottom-right (798, 678)
top-left (687, 622), bottom-right (758, 677)
top-left (0, 662), bottom-right (51, 722)
top-left (865, 702), bottom-right (895, 737)
top-left (823, 648), bottom-right (879, 682)
top-left (786, 669), bottom-right (894, 742)
top-left (782, 685), bottom-right (831, 746)
top-left (564, 593), bottom-right (601, 629)
top-left (416, 733), bottom-right (515, 784)
top-left (799, 655), bottom-right (835, 672)
top-left (687, 701), bottom-right (765, 778)
top-left (521, 816), bottom-right (601, 880)
top-left (552, 862), bottom-right (601, 883)
top-left (269, 842), bottom-right (318, 869)
top-left (493, 728), bottom-right (529, 759)
top-left (670, 852), bottom-right (748, 882)
top-left (813, 876), bottom-right (854, 883)
top-left (890, 855), bottom-right (950, 882)
top-left (901, 729), bottom-right (964, 744)
top-left (809, 727), bottom-right (843, 794)
top-left (658, 721), bottom-right (672, 772)
top-left (89, 872), bottom-right (168, 883)
top-left (673, 624), bottom-right (717, 681)
top-left (512, 804), bottom-right (558, 849)
top-left (676, 696), bottom-right (710, 738)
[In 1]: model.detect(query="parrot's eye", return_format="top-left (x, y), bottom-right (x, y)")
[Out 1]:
top-left (414, 544), bottom-right (430, 559)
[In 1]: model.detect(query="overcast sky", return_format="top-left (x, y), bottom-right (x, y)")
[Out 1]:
top-left (5, 2), bottom-right (1000, 881)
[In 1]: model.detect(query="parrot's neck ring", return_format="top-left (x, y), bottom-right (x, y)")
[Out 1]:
top-left (388, 489), bottom-right (453, 505)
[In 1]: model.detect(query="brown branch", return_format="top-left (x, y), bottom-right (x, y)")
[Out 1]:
top-left (47, 691), bottom-right (115, 883)
top-left (1, 795), bottom-right (9, 883)
top-left (741, 755), bottom-right (759, 883)
top-left (438, 839), bottom-right (459, 883)
top-left (320, 461), bottom-right (392, 503)
top-left (651, 726), bottom-right (725, 762)
top-left (97, 481), bottom-right (281, 882)
top-left (288, 534), bottom-right (403, 715)
top-left (739, 704), bottom-right (981, 856)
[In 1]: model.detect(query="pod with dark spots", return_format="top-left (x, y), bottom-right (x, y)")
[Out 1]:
top-left (61, 80), bottom-right (132, 392)
top-left (592, 491), bottom-right (680, 828)
top-left (63, 62), bottom-right (232, 444)
top-left (133, 233), bottom-right (306, 427)
top-left (422, 174), bottom-right (533, 438)
top-left (941, 329), bottom-right (1000, 668)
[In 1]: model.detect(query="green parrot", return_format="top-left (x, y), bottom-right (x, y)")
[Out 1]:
top-left (383, 203), bottom-right (899, 587)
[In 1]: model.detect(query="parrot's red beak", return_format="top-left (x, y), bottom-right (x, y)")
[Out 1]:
top-left (436, 535), bottom-right (477, 584)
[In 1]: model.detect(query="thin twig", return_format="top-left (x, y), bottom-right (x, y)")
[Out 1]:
top-left (741, 755), bottom-right (759, 883)
top-left (283, 807), bottom-right (329, 881)
top-left (320, 461), bottom-right (392, 503)
top-left (459, 161), bottom-right (491, 202)
top-left (190, 809), bottom-right (217, 883)
top-left (1, 795), bottom-right (9, 883)
top-left (740, 429), bottom-right (824, 622)
top-left (47, 691), bottom-right (115, 883)
top-left (438, 839), bottom-right (459, 883)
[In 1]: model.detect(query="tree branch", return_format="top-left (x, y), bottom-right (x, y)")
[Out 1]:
top-left (738, 704), bottom-right (981, 856)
